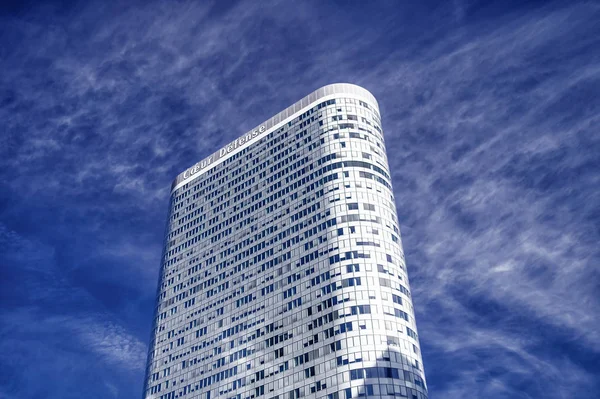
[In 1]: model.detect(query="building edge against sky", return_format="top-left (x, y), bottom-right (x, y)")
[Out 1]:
top-left (144, 83), bottom-right (428, 399)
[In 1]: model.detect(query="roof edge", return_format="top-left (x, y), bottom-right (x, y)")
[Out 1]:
top-left (170, 83), bottom-right (379, 193)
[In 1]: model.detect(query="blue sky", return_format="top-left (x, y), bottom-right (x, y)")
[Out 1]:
top-left (0, 0), bottom-right (599, 398)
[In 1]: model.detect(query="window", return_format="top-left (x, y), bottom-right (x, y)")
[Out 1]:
top-left (346, 264), bottom-right (360, 272)
top-left (305, 366), bottom-right (316, 377)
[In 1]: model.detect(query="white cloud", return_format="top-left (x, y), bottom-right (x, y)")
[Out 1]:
top-left (0, 308), bottom-right (147, 372)
top-left (1, 1), bottom-right (598, 398)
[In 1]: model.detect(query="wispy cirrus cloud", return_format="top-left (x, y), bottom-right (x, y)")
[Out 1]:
top-left (0, 308), bottom-right (147, 399)
top-left (0, 1), bottom-right (598, 398)
top-left (0, 224), bottom-right (147, 398)
top-left (0, 309), bottom-right (146, 371)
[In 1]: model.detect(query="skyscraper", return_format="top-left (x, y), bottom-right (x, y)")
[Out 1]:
top-left (143, 84), bottom-right (428, 399)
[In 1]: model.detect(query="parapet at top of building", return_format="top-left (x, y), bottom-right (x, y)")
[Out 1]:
top-left (171, 83), bottom-right (379, 192)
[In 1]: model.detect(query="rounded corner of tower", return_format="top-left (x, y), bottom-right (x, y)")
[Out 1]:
top-left (315, 83), bottom-right (380, 113)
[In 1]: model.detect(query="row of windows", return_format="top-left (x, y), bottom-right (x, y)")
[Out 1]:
top-left (170, 122), bottom-right (388, 239)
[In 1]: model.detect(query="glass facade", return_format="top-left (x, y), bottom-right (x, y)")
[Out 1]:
top-left (143, 84), bottom-right (427, 399)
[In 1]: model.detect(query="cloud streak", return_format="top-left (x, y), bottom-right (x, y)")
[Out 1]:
top-left (0, 1), bottom-right (598, 398)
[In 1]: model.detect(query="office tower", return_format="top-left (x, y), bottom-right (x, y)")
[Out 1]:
top-left (143, 83), bottom-right (428, 399)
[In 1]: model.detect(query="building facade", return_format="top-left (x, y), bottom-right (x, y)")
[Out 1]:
top-left (143, 84), bottom-right (428, 399)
